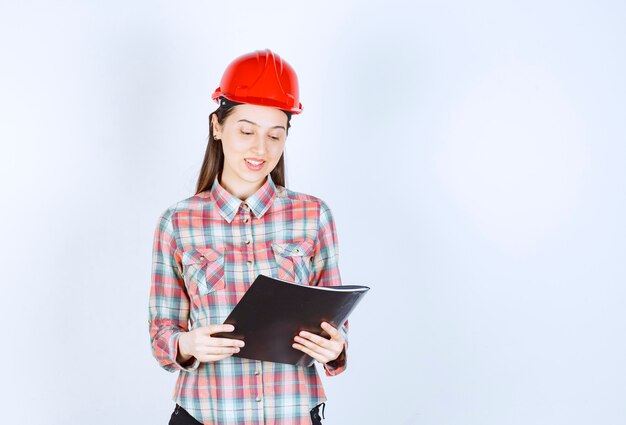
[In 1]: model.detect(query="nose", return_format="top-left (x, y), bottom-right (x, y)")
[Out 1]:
top-left (251, 133), bottom-right (267, 156)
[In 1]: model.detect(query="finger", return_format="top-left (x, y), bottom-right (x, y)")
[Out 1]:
top-left (202, 346), bottom-right (241, 355)
top-left (297, 330), bottom-right (331, 348)
top-left (198, 341), bottom-right (243, 352)
top-left (292, 343), bottom-right (329, 363)
top-left (205, 324), bottom-right (235, 334)
top-left (293, 336), bottom-right (336, 359)
top-left (304, 335), bottom-right (343, 360)
top-left (321, 322), bottom-right (341, 340)
top-left (206, 337), bottom-right (245, 348)
top-left (322, 323), bottom-right (345, 344)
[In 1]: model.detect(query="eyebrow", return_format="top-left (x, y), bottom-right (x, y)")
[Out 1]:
top-left (237, 119), bottom-right (286, 131)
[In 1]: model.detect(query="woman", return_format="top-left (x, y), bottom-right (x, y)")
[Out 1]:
top-left (148, 49), bottom-right (348, 425)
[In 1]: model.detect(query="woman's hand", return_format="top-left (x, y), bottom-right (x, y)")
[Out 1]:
top-left (292, 322), bottom-right (346, 364)
top-left (178, 324), bottom-right (245, 364)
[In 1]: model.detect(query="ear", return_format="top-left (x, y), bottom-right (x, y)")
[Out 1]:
top-left (211, 114), bottom-right (222, 135)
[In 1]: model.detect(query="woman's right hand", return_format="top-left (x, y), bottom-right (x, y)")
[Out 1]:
top-left (177, 324), bottom-right (245, 364)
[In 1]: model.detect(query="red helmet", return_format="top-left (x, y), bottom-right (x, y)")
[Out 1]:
top-left (211, 49), bottom-right (303, 114)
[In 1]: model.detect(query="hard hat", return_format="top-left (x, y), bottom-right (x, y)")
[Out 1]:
top-left (211, 49), bottom-right (303, 114)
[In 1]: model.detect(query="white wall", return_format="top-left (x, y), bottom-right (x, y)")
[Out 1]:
top-left (1, 1), bottom-right (625, 424)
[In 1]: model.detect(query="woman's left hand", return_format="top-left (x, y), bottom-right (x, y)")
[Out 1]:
top-left (292, 322), bottom-right (345, 364)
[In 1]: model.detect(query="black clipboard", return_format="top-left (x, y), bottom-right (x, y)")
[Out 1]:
top-left (211, 274), bottom-right (370, 366)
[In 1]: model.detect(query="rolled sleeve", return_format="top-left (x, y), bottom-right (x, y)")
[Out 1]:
top-left (148, 210), bottom-right (200, 373)
top-left (309, 201), bottom-right (349, 377)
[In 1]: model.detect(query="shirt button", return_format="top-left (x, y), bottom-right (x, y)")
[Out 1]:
top-left (256, 396), bottom-right (262, 402)
top-left (245, 239), bottom-right (251, 245)
top-left (254, 370), bottom-right (260, 375)
top-left (243, 218), bottom-right (249, 223)
top-left (247, 260), bottom-right (253, 264)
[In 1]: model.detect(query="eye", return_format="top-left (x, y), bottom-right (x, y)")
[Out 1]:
top-left (269, 135), bottom-right (280, 141)
top-left (240, 130), bottom-right (253, 135)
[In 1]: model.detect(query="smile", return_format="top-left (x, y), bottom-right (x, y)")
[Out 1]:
top-left (244, 158), bottom-right (265, 171)
top-left (245, 159), bottom-right (265, 166)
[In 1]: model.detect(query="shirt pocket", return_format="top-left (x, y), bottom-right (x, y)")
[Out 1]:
top-left (181, 245), bottom-right (226, 296)
top-left (271, 239), bottom-right (315, 285)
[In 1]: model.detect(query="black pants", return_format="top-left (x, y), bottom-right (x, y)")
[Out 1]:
top-left (168, 402), bottom-right (326, 424)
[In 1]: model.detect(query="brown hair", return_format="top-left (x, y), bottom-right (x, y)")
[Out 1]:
top-left (195, 97), bottom-right (293, 194)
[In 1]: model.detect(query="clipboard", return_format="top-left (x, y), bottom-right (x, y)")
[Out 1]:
top-left (211, 274), bottom-right (370, 366)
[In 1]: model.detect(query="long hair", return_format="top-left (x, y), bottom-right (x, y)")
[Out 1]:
top-left (195, 97), bottom-right (293, 194)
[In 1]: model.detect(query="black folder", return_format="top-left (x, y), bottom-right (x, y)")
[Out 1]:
top-left (212, 274), bottom-right (370, 366)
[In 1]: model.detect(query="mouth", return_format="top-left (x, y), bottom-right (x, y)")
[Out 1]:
top-left (244, 158), bottom-right (266, 171)
top-left (245, 158), bottom-right (265, 166)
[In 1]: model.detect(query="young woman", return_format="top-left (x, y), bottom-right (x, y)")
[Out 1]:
top-left (148, 49), bottom-right (348, 425)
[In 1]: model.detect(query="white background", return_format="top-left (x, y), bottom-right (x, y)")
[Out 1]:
top-left (1, 1), bottom-right (625, 424)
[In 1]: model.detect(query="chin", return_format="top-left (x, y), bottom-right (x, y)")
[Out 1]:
top-left (239, 171), bottom-right (267, 182)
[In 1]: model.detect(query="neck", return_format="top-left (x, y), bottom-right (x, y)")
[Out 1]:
top-left (220, 172), bottom-right (267, 200)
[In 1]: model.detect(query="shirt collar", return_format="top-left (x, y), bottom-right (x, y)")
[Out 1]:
top-left (210, 173), bottom-right (278, 223)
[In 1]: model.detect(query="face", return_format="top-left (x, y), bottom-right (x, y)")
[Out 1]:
top-left (212, 103), bottom-right (288, 194)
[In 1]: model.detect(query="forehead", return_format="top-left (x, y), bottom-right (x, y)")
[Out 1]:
top-left (228, 104), bottom-right (288, 129)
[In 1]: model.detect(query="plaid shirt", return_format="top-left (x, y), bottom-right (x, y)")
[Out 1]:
top-left (148, 173), bottom-right (348, 425)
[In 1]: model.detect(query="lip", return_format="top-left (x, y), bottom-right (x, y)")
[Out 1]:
top-left (244, 158), bottom-right (265, 171)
